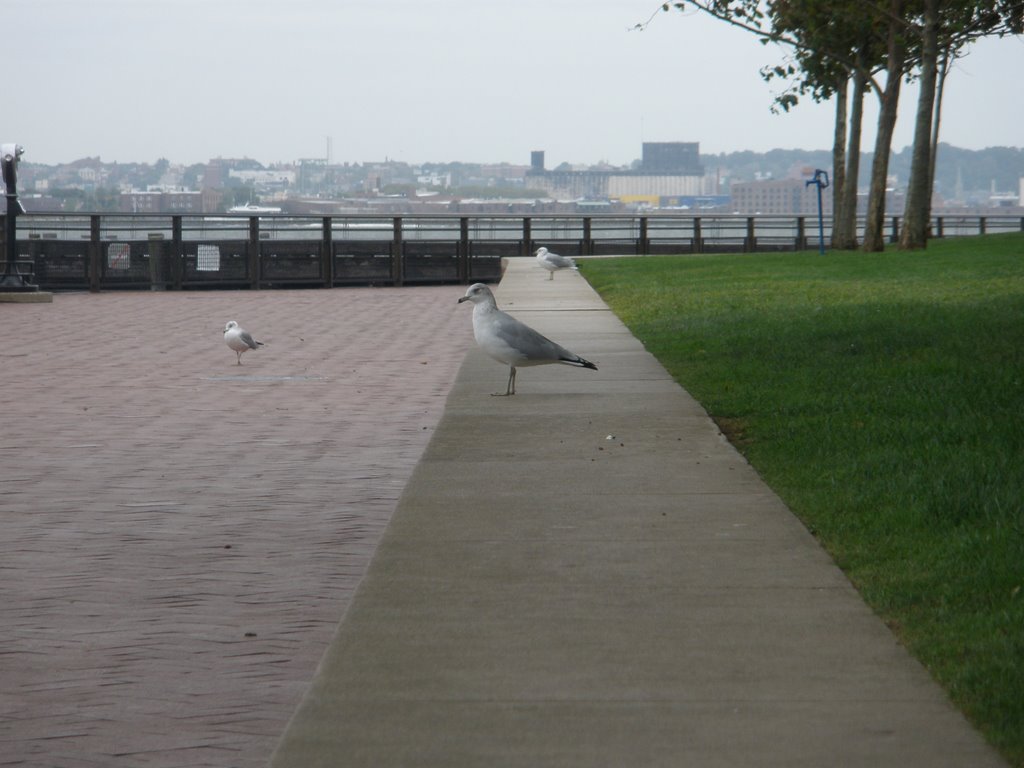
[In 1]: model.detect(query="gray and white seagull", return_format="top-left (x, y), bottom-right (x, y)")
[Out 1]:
top-left (535, 246), bottom-right (577, 280)
top-left (458, 283), bottom-right (597, 396)
top-left (223, 320), bottom-right (264, 365)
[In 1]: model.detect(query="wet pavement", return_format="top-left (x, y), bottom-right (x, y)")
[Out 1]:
top-left (1, 286), bottom-right (473, 767)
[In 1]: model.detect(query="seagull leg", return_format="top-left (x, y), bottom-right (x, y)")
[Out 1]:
top-left (548, 271), bottom-right (554, 280)
top-left (492, 366), bottom-right (516, 397)
top-left (237, 351), bottom-right (243, 365)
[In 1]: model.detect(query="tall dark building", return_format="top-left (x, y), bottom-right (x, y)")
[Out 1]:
top-left (525, 142), bottom-right (709, 201)
top-left (641, 142), bottom-right (703, 175)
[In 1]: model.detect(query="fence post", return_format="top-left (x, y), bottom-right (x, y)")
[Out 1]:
top-left (582, 216), bottom-right (592, 255)
top-left (522, 217), bottom-right (532, 256)
top-left (459, 216), bottom-right (470, 283)
top-left (796, 216), bottom-right (806, 250)
top-left (392, 216), bottom-right (404, 286)
top-left (638, 216), bottom-right (649, 255)
top-left (88, 215), bottom-right (101, 293)
top-left (148, 233), bottom-right (165, 290)
top-left (979, 216), bottom-right (986, 236)
top-left (322, 217), bottom-right (333, 287)
top-left (248, 216), bottom-right (260, 289)
top-left (171, 215), bottom-right (183, 289)
top-left (693, 217), bottom-right (702, 254)
top-left (745, 217), bottom-right (755, 252)
top-left (890, 216), bottom-right (899, 243)
top-left (935, 216), bottom-right (944, 238)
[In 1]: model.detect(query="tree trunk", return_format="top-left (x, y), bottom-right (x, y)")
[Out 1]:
top-left (899, 0), bottom-right (939, 250)
top-left (862, 1), bottom-right (905, 253)
top-left (929, 47), bottom-right (952, 205)
top-left (830, 78), bottom-right (848, 250)
top-left (837, 66), bottom-right (867, 250)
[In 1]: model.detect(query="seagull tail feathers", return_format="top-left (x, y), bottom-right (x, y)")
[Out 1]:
top-left (562, 355), bottom-right (597, 370)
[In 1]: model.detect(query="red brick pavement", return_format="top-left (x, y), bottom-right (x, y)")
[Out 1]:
top-left (0, 287), bottom-right (474, 767)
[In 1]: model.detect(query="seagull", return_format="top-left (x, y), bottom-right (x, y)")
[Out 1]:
top-left (535, 246), bottom-right (577, 280)
top-left (223, 320), bottom-right (264, 365)
top-left (458, 283), bottom-right (597, 396)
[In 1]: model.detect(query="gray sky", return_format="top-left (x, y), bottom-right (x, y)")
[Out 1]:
top-left (7, 0), bottom-right (1024, 167)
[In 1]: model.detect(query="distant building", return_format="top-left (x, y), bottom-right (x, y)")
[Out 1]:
top-left (228, 168), bottom-right (296, 189)
top-left (478, 164), bottom-right (530, 184)
top-left (203, 161), bottom-right (224, 189)
top-left (608, 175), bottom-right (706, 199)
top-left (525, 142), bottom-right (711, 204)
top-left (639, 142), bottom-right (704, 175)
top-left (730, 176), bottom-right (832, 215)
top-left (120, 190), bottom-right (203, 213)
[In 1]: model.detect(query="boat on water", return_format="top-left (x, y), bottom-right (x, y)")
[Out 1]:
top-left (226, 202), bottom-right (282, 214)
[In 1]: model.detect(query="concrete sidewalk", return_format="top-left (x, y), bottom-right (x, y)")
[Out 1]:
top-left (271, 259), bottom-right (1006, 767)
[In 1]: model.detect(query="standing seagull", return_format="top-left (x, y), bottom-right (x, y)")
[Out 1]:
top-left (535, 246), bottom-right (577, 280)
top-left (223, 320), bottom-right (264, 365)
top-left (458, 283), bottom-right (597, 396)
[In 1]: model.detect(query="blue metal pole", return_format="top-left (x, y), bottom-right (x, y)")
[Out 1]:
top-left (816, 180), bottom-right (825, 255)
top-left (805, 169), bottom-right (829, 255)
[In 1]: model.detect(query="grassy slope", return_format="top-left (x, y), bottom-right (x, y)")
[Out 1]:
top-left (580, 233), bottom-right (1024, 765)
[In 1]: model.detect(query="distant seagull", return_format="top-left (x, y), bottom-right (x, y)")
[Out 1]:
top-left (458, 283), bottom-right (597, 396)
top-left (223, 320), bottom-right (264, 365)
top-left (535, 246), bottom-right (577, 280)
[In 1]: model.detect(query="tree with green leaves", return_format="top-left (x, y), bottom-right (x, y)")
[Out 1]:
top-left (761, 0), bottom-right (881, 249)
top-left (665, 0), bottom-right (1024, 252)
top-left (899, 0), bottom-right (1024, 249)
top-left (665, 0), bottom-right (910, 252)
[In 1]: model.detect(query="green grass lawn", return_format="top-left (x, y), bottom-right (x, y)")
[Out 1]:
top-left (580, 233), bottom-right (1024, 765)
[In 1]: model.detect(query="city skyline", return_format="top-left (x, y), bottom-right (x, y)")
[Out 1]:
top-left (8, 0), bottom-right (1024, 168)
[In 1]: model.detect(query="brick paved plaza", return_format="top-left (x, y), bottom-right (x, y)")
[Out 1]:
top-left (1, 287), bottom-right (472, 767)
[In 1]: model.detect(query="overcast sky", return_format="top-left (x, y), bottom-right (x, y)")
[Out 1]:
top-left (7, 0), bottom-right (1024, 167)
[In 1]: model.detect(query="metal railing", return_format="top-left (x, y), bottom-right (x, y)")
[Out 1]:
top-left (2, 211), bottom-right (1021, 292)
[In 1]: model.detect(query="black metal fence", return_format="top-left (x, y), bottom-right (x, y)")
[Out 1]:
top-left (3, 211), bottom-right (1022, 292)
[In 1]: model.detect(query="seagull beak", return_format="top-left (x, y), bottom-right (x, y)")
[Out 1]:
top-left (457, 296), bottom-right (469, 304)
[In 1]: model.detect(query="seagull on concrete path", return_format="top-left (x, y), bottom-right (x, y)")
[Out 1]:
top-left (458, 283), bottom-right (597, 396)
top-left (535, 246), bottom-right (577, 280)
top-left (223, 320), bottom-right (264, 365)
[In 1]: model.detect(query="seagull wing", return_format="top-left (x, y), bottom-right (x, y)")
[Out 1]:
top-left (547, 253), bottom-right (577, 269)
top-left (490, 310), bottom-right (585, 367)
top-left (239, 330), bottom-right (262, 349)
